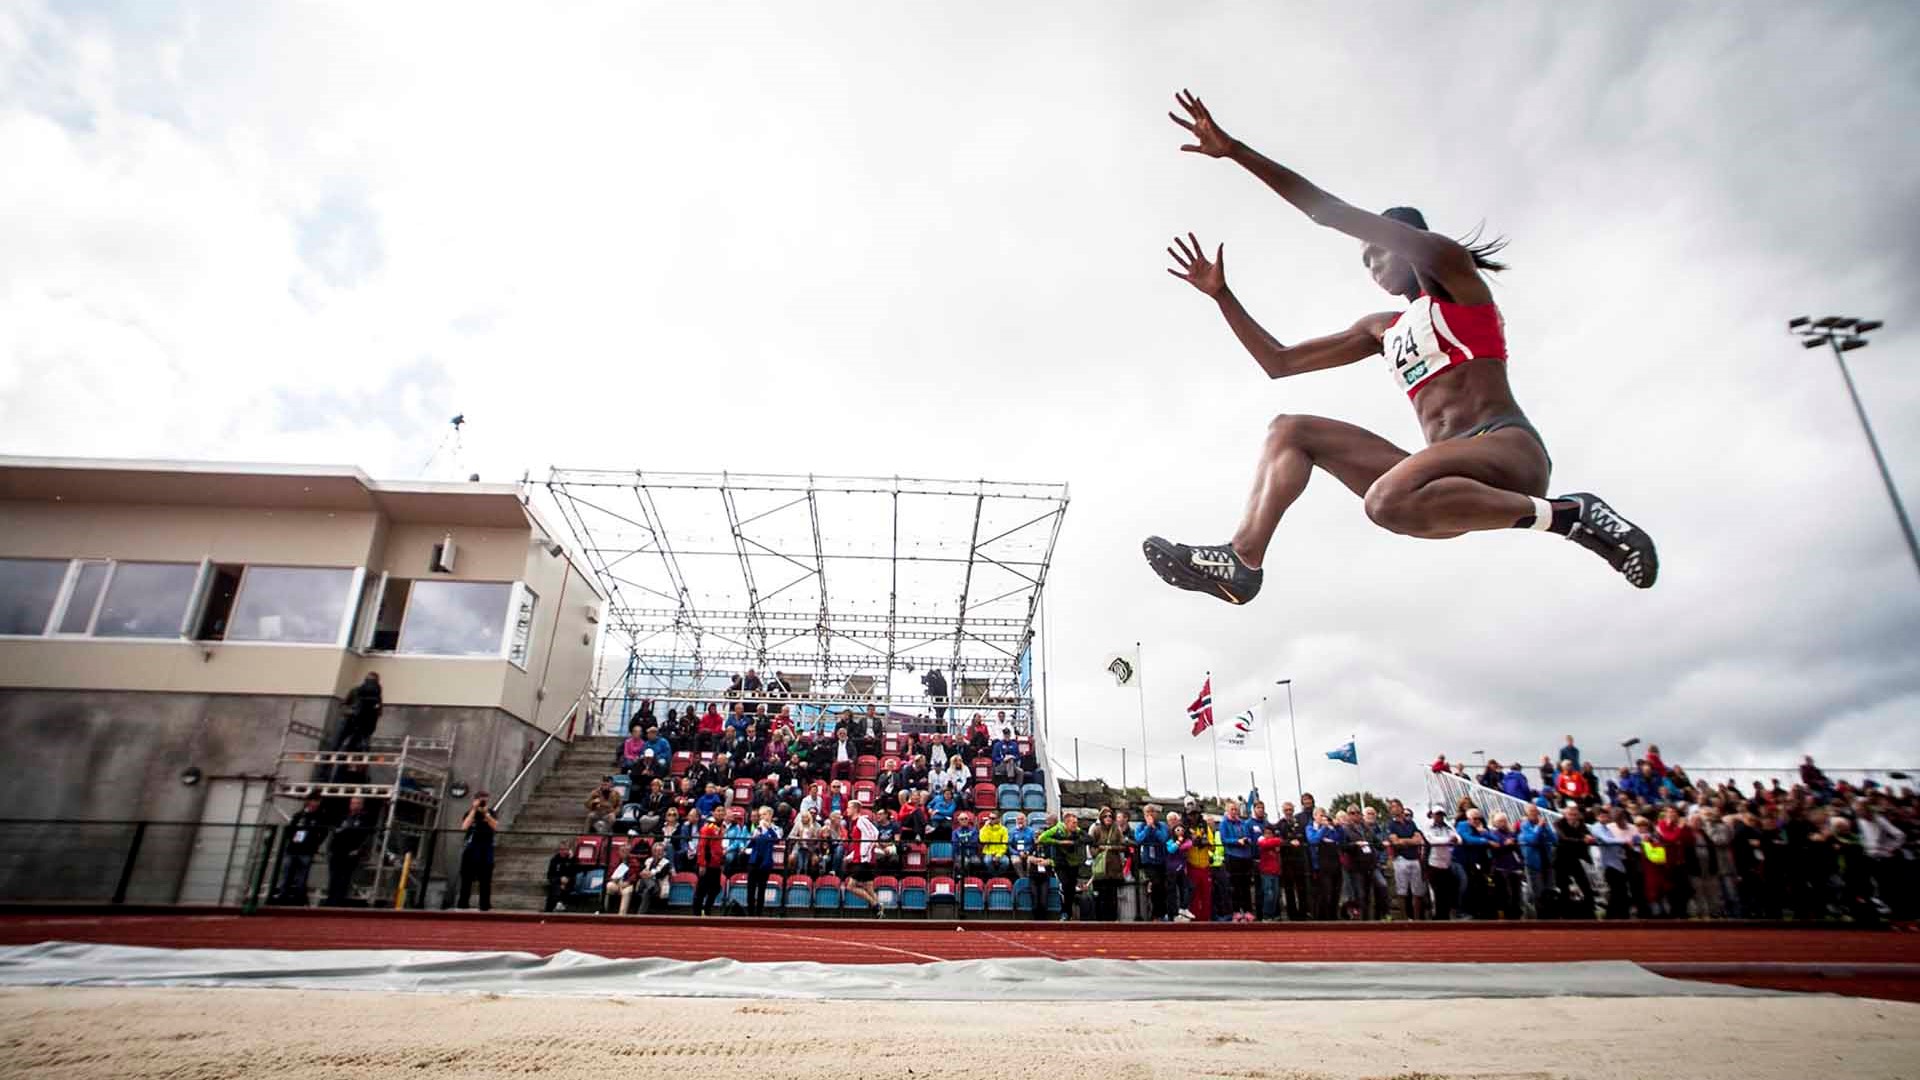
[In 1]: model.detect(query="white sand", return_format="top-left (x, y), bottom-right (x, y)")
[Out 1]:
top-left (1, 987), bottom-right (1915, 1080)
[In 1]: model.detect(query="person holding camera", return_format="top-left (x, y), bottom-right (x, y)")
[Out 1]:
top-left (455, 792), bottom-right (499, 911)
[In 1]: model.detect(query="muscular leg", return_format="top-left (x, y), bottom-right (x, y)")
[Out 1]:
top-left (1362, 428), bottom-right (1550, 540)
top-left (1232, 414), bottom-right (1409, 568)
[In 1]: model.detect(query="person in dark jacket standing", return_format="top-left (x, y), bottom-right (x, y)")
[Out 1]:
top-left (456, 793), bottom-right (498, 911)
top-left (1551, 803), bottom-right (1597, 918)
top-left (271, 795), bottom-right (328, 905)
top-left (745, 807), bottom-right (779, 917)
top-left (325, 796), bottom-right (376, 906)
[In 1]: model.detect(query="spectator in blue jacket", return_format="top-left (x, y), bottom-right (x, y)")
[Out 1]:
top-left (744, 807), bottom-right (779, 916)
top-left (1007, 812), bottom-right (1037, 876)
top-left (723, 817), bottom-right (752, 873)
top-left (951, 813), bottom-right (979, 878)
top-left (1306, 809), bottom-right (1345, 920)
top-left (1454, 808), bottom-right (1498, 919)
top-left (1219, 802), bottom-right (1257, 922)
top-left (1519, 805), bottom-right (1558, 918)
top-left (1133, 804), bottom-right (1170, 922)
top-left (1488, 812), bottom-right (1525, 918)
top-left (928, 786), bottom-right (957, 840)
top-left (694, 783), bottom-right (726, 820)
top-left (1501, 763), bottom-right (1533, 802)
top-left (1558, 735), bottom-right (1581, 770)
top-left (990, 730), bottom-right (1020, 765)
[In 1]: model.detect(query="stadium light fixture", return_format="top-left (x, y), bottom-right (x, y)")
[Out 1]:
top-left (1786, 315), bottom-right (1917, 581)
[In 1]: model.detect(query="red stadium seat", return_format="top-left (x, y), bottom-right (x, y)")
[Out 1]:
top-left (574, 835), bottom-right (605, 865)
top-left (873, 875), bottom-right (900, 911)
top-left (881, 733), bottom-right (905, 757)
top-left (607, 835), bottom-right (633, 866)
top-left (880, 756), bottom-right (901, 774)
top-left (852, 781), bottom-right (877, 807)
top-left (1016, 737), bottom-right (1032, 756)
top-left (670, 751), bottom-right (692, 777)
top-left (929, 875), bottom-right (957, 902)
top-left (971, 758), bottom-right (992, 782)
top-left (855, 755), bottom-right (879, 782)
top-left (731, 778), bottom-right (754, 804)
top-left (902, 843), bottom-right (928, 874)
top-left (972, 782), bottom-right (997, 809)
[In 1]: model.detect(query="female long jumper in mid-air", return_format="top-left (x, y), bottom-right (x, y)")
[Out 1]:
top-left (1142, 90), bottom-right (1658, 605)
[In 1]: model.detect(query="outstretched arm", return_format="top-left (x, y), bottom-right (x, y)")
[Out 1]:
top-left (1171, 90), bottom-right (1487, 304)
top-left (1167, 232), bottom-right (1391, 379)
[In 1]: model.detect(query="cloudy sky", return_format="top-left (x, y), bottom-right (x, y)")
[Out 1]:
top-left (4, 2), bottom-right (1918, 803)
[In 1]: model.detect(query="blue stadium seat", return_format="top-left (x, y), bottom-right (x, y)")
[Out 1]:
top-left (929, 876), bottom-right (957, 915)
top-left (812, 874), bottom-right (842, 914)
top-left (727, 873), bottom-right (749, 910)
top-left (843, 881), bottom-right (871, 915)
top-left (567, 867), bottom-right (607, 910)
top-left (929, 841), bottom-right (954, 868)
top-left (668, 872), bottom-right (695, 910)
top-left (785, 875), bottom-right (814, 911)
top-left (874, 875), bottom-right (899, 913)
top-left (996, 784), bottom-right (1021, 810)
top-left (1021, 784), bottom-right (1047, 812)
top-left (987, 877), bottom-right (1014, 913)
top-left (762, 875), bottom-right (784, 913)
top-left (1012, 876), bottom-right (1033, 913)
top-left (1045, 879), bottom-right (1063, 915)
top-left (961, 877), bottom-right (985, 913)
top-left (900, 876), bottom-right (928, 913)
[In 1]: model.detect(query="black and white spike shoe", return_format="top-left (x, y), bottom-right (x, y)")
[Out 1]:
top-left (1557, 493), bottom-right (1658, 589)
top-left (1142, 536), bottom-right (1264, 605)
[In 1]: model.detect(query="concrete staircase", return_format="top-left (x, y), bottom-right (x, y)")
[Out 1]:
top-left (487, 735), bottom-right (625, 911)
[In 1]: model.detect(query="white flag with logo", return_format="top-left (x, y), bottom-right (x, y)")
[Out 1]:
top-left (1103, 649), bottom-right (1139, 687)
top-left (1222, 707), bottom-right (1256, 748)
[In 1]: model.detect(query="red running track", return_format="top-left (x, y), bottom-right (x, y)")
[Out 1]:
top-left (4, 911), bottom-right (1918, 999)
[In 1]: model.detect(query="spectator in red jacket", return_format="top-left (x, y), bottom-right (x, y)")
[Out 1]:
top-left (1644, 744), bottom-right (1667, 779)
top-left (1554, 760), bottom-right (1590, 802)
top-left (1430, 754), bottom-right (1450, 774)
top-left (698, 705), bottom-right (727, 752)
top-left (692, 811), bottom-right (726, 916)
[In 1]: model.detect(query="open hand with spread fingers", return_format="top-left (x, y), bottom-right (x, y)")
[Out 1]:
top-left (1170, 89), bottom-right (1235, 157)
top-left (1167, 232), bottom-right (1227, 297)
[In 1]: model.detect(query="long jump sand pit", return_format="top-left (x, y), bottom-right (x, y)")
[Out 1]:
top-left (2, 987), bottom-right (1916, 1080)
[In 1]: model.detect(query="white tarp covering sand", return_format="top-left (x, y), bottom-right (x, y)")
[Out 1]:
top-left (2, 985), bottom-right (1917, 1080)
top-left (0, 942), bottom-right (1770, 1000)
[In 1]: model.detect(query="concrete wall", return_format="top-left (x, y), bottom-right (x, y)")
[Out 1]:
top-left (0, 689), bottom-right (549, 826)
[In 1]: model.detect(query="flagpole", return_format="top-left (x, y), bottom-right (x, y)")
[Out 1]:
top-left (1206, 670), bottom-right (1221, 801)
top-left (1352, 732), bottom-right (1363, 809)
top-left (1279, 679), bottom-right (1302, 797)
top-left (1260, 695), bottom-right (1282, 809)
top-left (1134, 641), bottom-right (1150, 794)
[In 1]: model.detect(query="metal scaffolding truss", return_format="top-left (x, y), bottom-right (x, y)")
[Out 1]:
top-left (541, 470), bottom-right (1069, 717)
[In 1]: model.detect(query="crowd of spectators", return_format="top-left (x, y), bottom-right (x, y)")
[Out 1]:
top-left (544, 712), bottom-right (1918, 925)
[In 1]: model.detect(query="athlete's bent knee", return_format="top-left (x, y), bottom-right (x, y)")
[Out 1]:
top-left (1363, 476), bottom-right (1421, 536)
top-left (1265, 413), bottom-right (1315, 453)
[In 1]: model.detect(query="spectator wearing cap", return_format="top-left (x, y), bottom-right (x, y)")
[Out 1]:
top-left (1421, 806), bottom-right (1458, 920)
top-left (1134, 804), bottom-right (1170, 922)
top-left (977, 811), bottom-right (1012, 877)
top-left (270, 794), bottom-right (327, 905)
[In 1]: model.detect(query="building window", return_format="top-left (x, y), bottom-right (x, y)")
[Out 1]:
top-left (56, 561), bottom-right (111, 634)
top-left (225, 566), bottom-right (356, 644)
top-left (93, 562), bottom-right (200, 638)
top-left (397, 580), bottom-right (513, 657)
top-left (0, 559), bottom-right (69, 635)
top-left (507, 585), bottom-right (538, 669)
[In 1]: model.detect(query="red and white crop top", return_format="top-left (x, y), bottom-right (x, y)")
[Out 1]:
top-left (1380, 294), bottom-right (1507, 399)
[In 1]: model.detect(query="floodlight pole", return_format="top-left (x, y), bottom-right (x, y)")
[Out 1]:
top-left (1790, 317), bottom-right (1919, 581)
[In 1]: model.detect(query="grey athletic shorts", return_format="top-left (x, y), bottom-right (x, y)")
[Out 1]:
top-left (1457, 412), bottom-right (1550, 470)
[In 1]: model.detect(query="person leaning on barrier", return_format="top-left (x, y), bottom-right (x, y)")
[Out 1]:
top-left (1550, 802), bottom-right (1597, 919)
top-left (1134, 804), bottom-right (1170, 922)
top-left (1421, 806), bottom-right (1458, 920)
top-left (1025, 813), bottom-right (1057, 920)
top-left (1035, 811), bottom-right (1085, 922)
top-left (1519, 805), bottom-right (1557, 919)
top-left (1591, 805), bottom-right (1638, 920)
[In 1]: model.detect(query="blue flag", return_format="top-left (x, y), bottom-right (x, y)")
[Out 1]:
top-left (1325, 740), bottom-right (1357, 765)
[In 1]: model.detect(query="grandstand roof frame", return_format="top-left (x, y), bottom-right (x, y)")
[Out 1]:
top-left (540, 469), bottom-right (1069, 713)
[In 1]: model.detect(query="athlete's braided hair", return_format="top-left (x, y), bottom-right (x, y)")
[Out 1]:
top-left (1382, 205), bottom-right (1508, 272)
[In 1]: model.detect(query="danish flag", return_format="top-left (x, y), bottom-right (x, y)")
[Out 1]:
top-left (1187, 677), bottom-right (1215, 737)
